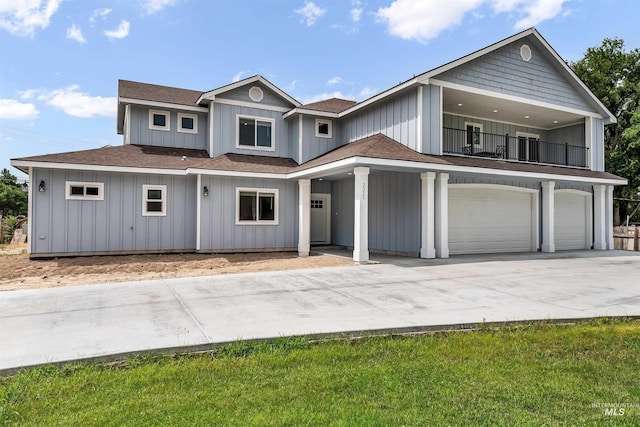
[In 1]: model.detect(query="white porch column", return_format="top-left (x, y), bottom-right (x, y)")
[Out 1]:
top-left (420, 172), bottom-right (436, 259)
top-left (298, 179), bottom-right (311, 257)
top-left (593, 185), bottom-right (607, 250)
top-left (353, 167), bottom-right (369, 263)
top-left (606, 185), bottom-right (615, 250)
top-left (435, 172), bottom-right (449, 258)
top-left (541, 181), bottom-right (555, 253)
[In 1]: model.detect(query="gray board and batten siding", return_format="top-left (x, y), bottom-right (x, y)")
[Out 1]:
top-left (211, 103), bottom-right (289, 158)
top-left (31, 169), bottom-right (197, 256)
top-left (298, 116), bottom-right (341, 164)
top-left (422, 84), bottom-right (443, 155)
top-left (199, 176), bottom-right (298, 252)
top-left (128, 105), bottom-right (208, 151)
top-left (434, 35), bottom-right (597, 113)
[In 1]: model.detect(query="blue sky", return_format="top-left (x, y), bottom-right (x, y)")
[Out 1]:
top-left (1, 0), bottom-right (639, 179)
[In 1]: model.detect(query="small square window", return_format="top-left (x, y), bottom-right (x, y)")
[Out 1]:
top-left (142, 185), bottom-right (167, 216)
top-left (178, 113), bottom-right (198, 134)
top-left (149, 110), bottom-right (170, 131)
top-left (315, 119), bottom-right (332, 138)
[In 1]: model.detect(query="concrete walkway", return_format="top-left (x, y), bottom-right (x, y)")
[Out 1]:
top-left (1, 250), bottom-right (640, 374)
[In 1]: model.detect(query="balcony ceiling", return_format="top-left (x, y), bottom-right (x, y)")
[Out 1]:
top-left (442, 87), bottom-right (586, 130)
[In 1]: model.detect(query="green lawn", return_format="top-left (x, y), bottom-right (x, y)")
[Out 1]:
top-left (1, 319), bottom-right (639, 426)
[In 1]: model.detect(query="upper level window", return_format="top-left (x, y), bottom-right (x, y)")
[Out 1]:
top-left (237, 115), bottom-right (275, 150)
top-left (178, 112), bottom-right (198, 134)
top-left (142, 184), bottom-right (166, 216)
top-left (236, 188), bottom-right (278, 225)
top-left (149, 110), bottom-right (170, 131)
top-left (65, 181), bottom-right (104, 200)
top-left (315, 119), bottom-right (332, 138)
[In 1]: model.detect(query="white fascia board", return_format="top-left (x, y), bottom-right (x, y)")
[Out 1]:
top-left (11, 160), bottom-right (187, 176)
top-left (119, 97), bottom-right (208, 113)
top-left (287, 158), bottom-right (359, 179)
top-left (198, 75), bottom-right (300, 107)
top-left (430, 78), bottom-right (603, 119)
top-left (214, 98), bottom-right (292, 113)
top-left (187, 168), bottom-right (287, 180)
top-left (283, 109), bottom-right (339, 120)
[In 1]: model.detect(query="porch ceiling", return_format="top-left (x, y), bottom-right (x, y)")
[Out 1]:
top-left (442, 87), bottom-right (586, 129)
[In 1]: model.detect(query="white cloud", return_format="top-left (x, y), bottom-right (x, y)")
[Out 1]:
top-left (35, 85), bottom-right (116, 118)
top-left (302, 86), bottom-right (374, 104)
top-left (0, 0), bottom-right (62, 37)
top-left (0, 99), bottom-right (39, 120)
top-left (89, 8), bottom-right (111, 26)
top-left (376, 0), bottom-right (568, 43)
top-left (141, 0), bottom-right (179, 14)
top-left (66, 24), bottom-right (86, 43)
top-left (232, 70), bottom-right (247, 83)
top-left (296, 1), bottom-right (326, 27)
top-left (350, 0), bottom-right (363, 22)
top-left (104, 20), bottom-right (130, 40)
top-left (284, 80), bottom-right (298, 92)
top-left (327, 76), bottom-right (343, 85)
top-left (358, 86), bottom-right (377, 99)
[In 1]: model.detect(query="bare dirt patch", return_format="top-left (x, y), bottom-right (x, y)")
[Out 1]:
top-left (0, 244), bottom-right (354, 291)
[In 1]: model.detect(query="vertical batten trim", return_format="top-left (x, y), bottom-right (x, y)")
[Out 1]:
top-left (209, 102), bottom-right (214, 157)
top-left (416, 86), bottom-right (423, 153)
top-left (438, 85), bottom-right (444, 156)
top-left (27, 167), bottom-right (33, 254)
top-left (298, 115), bottom-right (303, 164)
top-left (196, 174), bottom-right (201, 251)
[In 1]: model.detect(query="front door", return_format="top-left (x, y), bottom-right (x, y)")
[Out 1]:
top-left (310, 193), bottom-right (331, 244)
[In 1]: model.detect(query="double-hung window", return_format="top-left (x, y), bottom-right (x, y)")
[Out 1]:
top-left (236, 188), bottom-right (278, 224)
top-left (142, 185), bottom-right (167, 216)
top-left (237, 115), bottom-right (274, 150)
top-left (65, 181), bottom-right (104, 200)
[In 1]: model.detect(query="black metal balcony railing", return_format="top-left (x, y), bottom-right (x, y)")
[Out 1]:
top-left (443, 127), bottom-right (589, 168)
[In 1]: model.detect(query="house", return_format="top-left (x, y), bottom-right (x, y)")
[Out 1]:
top-left (11, 28), bottom-right (626, 261)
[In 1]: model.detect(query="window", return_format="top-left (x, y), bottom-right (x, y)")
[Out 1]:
top-left (315, 118), bottom-right (332, 138)
top-left (65, 181), bottom-right (104, 200)
top-left (178, 112), bottom-right (198, 134)
top-left (236, 188), bottom-right (278, 224)
top-left (236, 115), bottom-right (275, 150)
top-left (516, 132), bottom-right (540, 162)
top-left (149, 110), bottom-right (170, 131)
top-left (464, 122), bottom-right (483, 148)
top-left (142, 185), bottom-right (167, 216)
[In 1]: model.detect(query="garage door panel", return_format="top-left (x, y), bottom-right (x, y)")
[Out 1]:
top-left (555, 192), bottom-right (589, 250)
top-left (449, 187), bottom-right (534, 255)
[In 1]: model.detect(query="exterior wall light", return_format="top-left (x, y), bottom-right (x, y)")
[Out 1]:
top-left (38, 180), bottom-right (46, 192)
top-left (203, 186), bottom-right (209, 197)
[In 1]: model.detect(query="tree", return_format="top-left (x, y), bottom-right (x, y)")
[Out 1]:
top-left (0, 168), bottom-right (28, 217)
top-left (571, 38), bottom-right (640, 223)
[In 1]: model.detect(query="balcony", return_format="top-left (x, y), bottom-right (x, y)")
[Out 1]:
top-left (443, 127), bottom-right (589, 168)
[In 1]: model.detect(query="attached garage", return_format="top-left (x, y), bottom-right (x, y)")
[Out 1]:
top-left (448, 185), bottom-right (539, 255)
top-left (554, 190), bottom-right (592, 250)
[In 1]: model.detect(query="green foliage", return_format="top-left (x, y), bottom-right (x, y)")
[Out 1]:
top-left (571, 39), bottom-right (640, 221)
top-left (1, 320), bottom-right (639, 425)
top-left (0, 216), bottom-right (19, 244)
top-left (0, 169), bottom-right (27, 218)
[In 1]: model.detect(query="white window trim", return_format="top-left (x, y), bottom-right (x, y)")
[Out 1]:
top-left (315, 118), bottom-right (332, 138)
top-left (142, 184), bottom-right (167, 217)
top-left (464, 121), bottom-right (484, 147)
top-left (516, 131), bottom-right (541, 140)
top-left (149, 109), bottom-right (170, 131)
top-left (65, 181), bottom-right (104, 201)
top-left (177, 112), bottom-right (198, 134)
top-left (235, 187), bottom-right (279, 225)
top-left (235, 115), bottom-right (276, 152)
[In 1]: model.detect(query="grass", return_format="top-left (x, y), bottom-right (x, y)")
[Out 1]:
top-left (1, 319), bottom-right (639, 426)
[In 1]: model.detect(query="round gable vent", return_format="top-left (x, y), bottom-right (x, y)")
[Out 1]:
top-left (249, 86), bottom-right (264, 102)
top-left (520, 44), bottom-right (532, 62)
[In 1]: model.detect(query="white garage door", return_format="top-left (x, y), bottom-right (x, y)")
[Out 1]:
top-left (449, 186), bottom-right (536, 255)
top-left (555, 191), bottom-right (590, 250)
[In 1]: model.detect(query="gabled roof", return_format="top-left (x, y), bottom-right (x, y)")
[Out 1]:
top-left (300, 98), bottom-right (357, 113)
top-left (333, 28), bottom-right (616, 124)
top-left (196, 74), bottom-right (300, 107)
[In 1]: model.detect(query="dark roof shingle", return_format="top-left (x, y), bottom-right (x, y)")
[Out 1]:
top-left (118, 80), bottom-right (203, 106)
top-left (300, 98), bottom-right (357, 113)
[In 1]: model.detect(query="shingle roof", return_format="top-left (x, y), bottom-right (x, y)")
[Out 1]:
top-left (12, 136), bottom-right (624, 182)
top-left (300, 98), bottom-right (357, 113)
top-left (118, 80), bottom-right (203, 106)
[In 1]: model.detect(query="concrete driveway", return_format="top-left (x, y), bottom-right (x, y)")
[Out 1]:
top-left (1, 250), bottom-right (639, 374)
